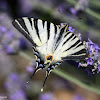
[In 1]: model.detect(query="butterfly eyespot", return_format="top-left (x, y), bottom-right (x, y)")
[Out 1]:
top-left (46, 55), bottom-right (53, 61)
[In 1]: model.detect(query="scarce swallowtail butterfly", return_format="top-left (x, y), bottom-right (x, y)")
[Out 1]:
top-left (12, 17), bottom-right (87, 91)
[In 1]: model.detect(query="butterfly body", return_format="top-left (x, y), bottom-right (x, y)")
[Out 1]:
top-left (12, 17), bottom-right (87, 91)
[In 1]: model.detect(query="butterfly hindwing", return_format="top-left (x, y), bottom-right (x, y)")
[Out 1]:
top-left (60, 31), bottom-right (86, 60)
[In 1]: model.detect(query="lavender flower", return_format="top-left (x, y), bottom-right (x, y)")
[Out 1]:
top-left (26, 66), bottom-right (34, 73)
top-left (0, 26), bottom-right (7, 33)
top-left (26, 61), bottom-right (36, 73)
top-left (97, 64), bottom-right (100, 72)
top-left (77, 33), bottom-right (81, 40)
top-left (0, 12), bottom-right (29, 54)
top-left (68, 26), bottom-right (75, 33)
top-left (19, 0), bottom-right (33, 14)
top-left (58, 3), bottom-right (66, 14)
top-left (86, 58), bottom-right (93, 65)
top-left (77, 38), bottom-right (100, 74)
top-left (70, 8), bottom-right (77, 15)
top-left (4, 73), bottom-right (21, 91)
top-left (4, 73), bottom-right (27, 100)
top-left (1, 31), bottom-right (14, 47)
top-left (10, 90), bottom-right (27, 100)
top-left (6, 40), bottom-right (20, 54)
top-left (73, 94), bottom-right (84, 100)
top-left (1, 29), bottom-right (20, 54)
top-left (19, 37), bottom-right (27, 49)
top-left (39, 93), bottom-right (54, 100)
top-left (75, 0), bottom-right (89, 11)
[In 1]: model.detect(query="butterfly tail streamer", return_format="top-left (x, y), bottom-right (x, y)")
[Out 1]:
top-left (41, 71), bottom-right (50, 92)
top-left (26, 67), bottom-right (41, 84)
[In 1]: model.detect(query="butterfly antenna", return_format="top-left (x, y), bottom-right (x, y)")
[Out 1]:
top-left (68, 17), bottom-right (82, 25)
top-left (26, 68), bottom-right (37, 84)
top-left (41, 72), bottom-right (49, 92)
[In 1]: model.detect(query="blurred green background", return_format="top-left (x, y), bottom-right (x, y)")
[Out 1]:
top-left (0, 0), bottom-right (100, 100)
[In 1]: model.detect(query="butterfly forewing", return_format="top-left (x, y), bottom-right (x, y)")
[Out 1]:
top-left (12, 18), bottom-right (59, 47)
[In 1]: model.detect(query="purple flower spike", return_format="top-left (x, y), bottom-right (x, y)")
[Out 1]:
top-left (68, 26), bottom-right (75, 33)
top-left (94, 45), bottom-right (100, 53)
top-left (26, 66), bottom-right (34, 73)
top-left (85, 68), bottom-right (91, 75)
top-left (7, 31), bottom-right (14, 38)
top-left (97, 64), bottom-right (100, 72)
top-left (70, 8), bottom-right (77, 15)
top-left (6, 45), bottom-right (14, 54)
top-left (88, 38), bottom-right (94, 45)
top-left (10, 90), bottom-right (26, 100)
top-left (19, 38), bottom-right (27, 49)
top-left (73, 94), bottom-right (84, 100)
top-left (39, 93), bottom-right (54, 100)
top-left (78, 62), bottom-right (82, 68)
top-left (0, 26), bottom-right (7, 33)
top-left (87, 58), bottom-right (93, 65)
top-left (10, 73), bottom-right (19, 81)
top-left (4, 73), bottom-right (20, 90)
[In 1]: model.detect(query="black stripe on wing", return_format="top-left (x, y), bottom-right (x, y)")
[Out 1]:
top-left (62, 54), bottom-right (86, 60)
top-left (28, 18), bottom-right (33, 28)
top-left (47, 22), bottom-right (50, 40)
top-left (64, 31), bottom-right (71, 38)
top-left (54, 24), bottom-right (57, 35)
top-left (17, 18), bottom-right (30, 34)
top-left (71, 48), bottom-right (86, 56)
top-left (34, 19), bottom-right (41, 42)
top-left (56, 25), bottom-right (68, 43)
top-left (62, 47), bottom-right (87, 60)
top-left (42, 20), bottom-right (45, 28)
top-left (63, 32), bottom-right (74, 46)
top-left (65, 40), bottom-right (80, 51)
top-left (12, 18), bottom-right (37, 46)
top-left (54, 25), bottom-right (68, 51)
top-left (62, 31), bottom-right (87, 60)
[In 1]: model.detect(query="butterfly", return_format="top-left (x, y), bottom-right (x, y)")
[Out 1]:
top-left (12, 17), bottom-right (86, 91)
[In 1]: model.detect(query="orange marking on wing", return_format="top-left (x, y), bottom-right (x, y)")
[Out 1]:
top-left (46, 55), bottom-right (54, 61)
